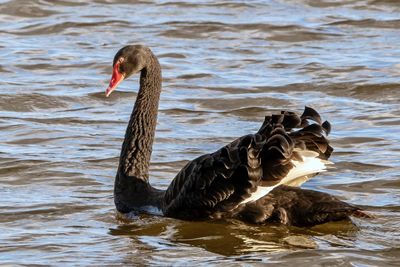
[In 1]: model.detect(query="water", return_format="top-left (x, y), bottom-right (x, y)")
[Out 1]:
top-left (0, 0), bottom-right (399, 265)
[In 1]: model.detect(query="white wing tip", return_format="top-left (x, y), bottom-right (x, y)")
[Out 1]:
top-left (240, 150), bottom-right (333, 204)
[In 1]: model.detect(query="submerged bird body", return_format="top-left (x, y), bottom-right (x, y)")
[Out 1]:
top-left (106, 45), bottom-right (369, 227)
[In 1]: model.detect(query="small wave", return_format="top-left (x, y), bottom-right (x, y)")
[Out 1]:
top-left (0, 93), bottom-right (69, 112)
top-left (7, 20), bottom-right (131, 35)
top-left (335, 161), bottom-right (392, 172)
top-left (159, 53), bottom-right (186, 59)
top-left (177, 73), bottom-right (213, 79)
top-left (328, 18), bottom-right (400, 29)
top-left (0, 1), bottom-right (59, 18)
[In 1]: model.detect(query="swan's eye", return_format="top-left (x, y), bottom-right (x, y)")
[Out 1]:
top-left (119, 64), bottom-right (124, 73)
top-left (116, 57), bottom-right (125, 73)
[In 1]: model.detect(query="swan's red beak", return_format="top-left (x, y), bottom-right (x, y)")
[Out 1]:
top-left (105, 62), bottom-right (125, 97)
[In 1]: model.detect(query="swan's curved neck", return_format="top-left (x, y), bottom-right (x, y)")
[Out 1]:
top-left (118, 54), bottom-right (162, 182)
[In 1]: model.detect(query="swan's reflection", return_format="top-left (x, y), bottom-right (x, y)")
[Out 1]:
top-left (109, 213), bottom-right (359, 256)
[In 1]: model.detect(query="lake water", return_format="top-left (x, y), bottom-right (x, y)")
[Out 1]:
top-left (0, 0), bottom-right (399, 265)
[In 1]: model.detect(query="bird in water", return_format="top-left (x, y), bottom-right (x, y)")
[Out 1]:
top-left (105, 45), bottom-right (370, 227)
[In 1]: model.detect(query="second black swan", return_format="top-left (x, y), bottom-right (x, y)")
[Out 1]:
top-left (104, 45), bottom-right (370, 227)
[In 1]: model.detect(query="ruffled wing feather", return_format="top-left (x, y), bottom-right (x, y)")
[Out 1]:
top-left (162, 107), bottom-right (333, 219)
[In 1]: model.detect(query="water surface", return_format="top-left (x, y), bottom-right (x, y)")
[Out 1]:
top-left (0, 0), bottom-right (399, 265)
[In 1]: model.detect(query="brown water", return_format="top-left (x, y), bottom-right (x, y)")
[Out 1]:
top-left (1, 0), bottom-right (399, 265)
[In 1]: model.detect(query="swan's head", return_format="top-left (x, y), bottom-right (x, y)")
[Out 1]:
top-left (105, 45), bottom-right (150, 97)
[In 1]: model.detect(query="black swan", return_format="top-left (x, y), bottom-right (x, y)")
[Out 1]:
top-left (105, 45), bottom-right (370, 227)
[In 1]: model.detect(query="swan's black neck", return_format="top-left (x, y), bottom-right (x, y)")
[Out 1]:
top-left (114, 52), bottom-right (164, 213)
top-left (119, 54), bottom-right (162, 181)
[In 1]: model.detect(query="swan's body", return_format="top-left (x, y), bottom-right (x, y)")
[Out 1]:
top-left (105, 45), bottom-right (369, 226)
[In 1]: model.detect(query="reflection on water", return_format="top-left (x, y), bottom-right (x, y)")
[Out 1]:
top-left (0, 0), bottom-right (399, 265)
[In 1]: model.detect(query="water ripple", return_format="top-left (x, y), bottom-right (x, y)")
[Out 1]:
top-left (0, 0), bottom-right (399, 265)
